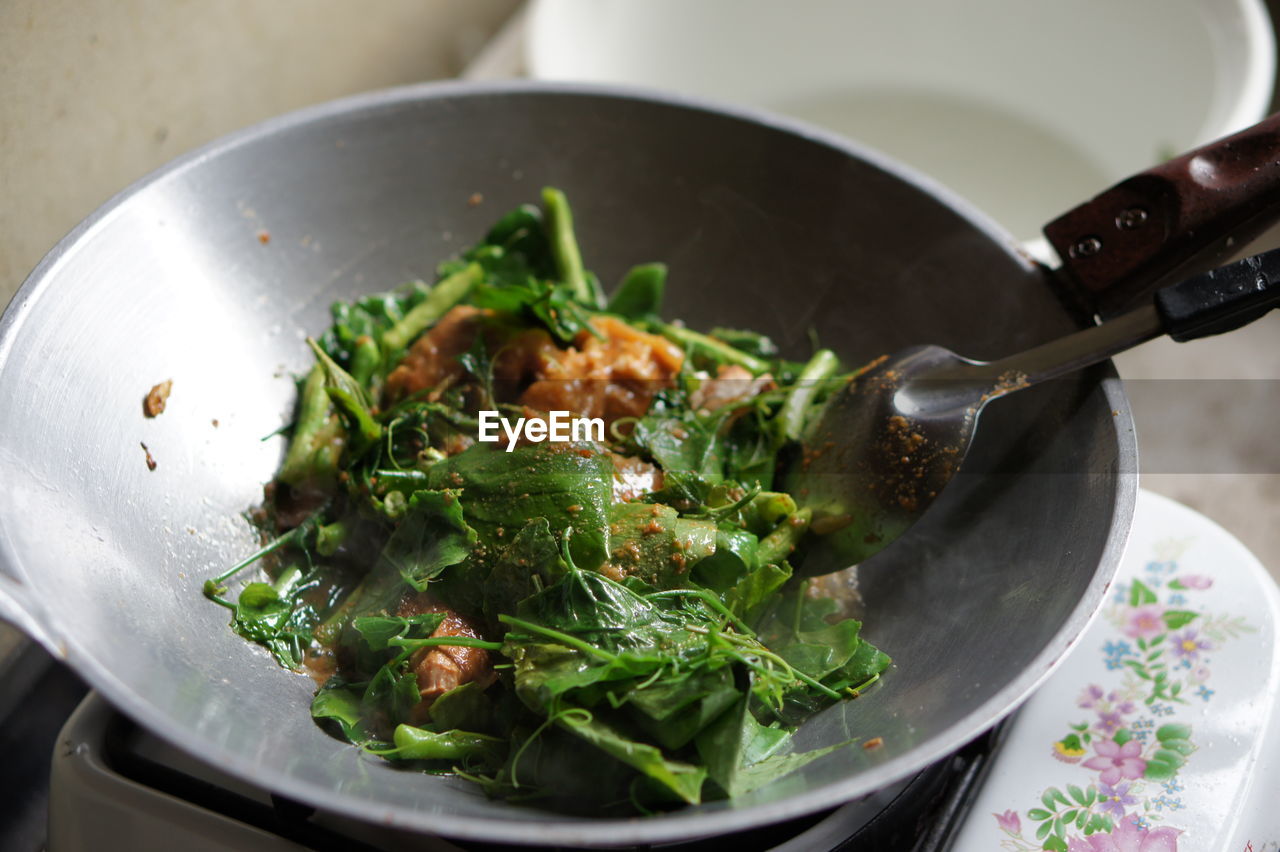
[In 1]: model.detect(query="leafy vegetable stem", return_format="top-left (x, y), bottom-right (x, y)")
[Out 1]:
top-left (758, 508), bottom-right (812, 566)
top-left (630, 666), bottom-right (668, 693)
top-left (645, 589), bottom-right (756, 637)
top-left (541, 187), bottom-right (598, 307)
top-left (206, 514), bottom-right (319, 591)
top-left (383, 418), bottom-right (405, 471)
top-left (272, 562), bottom-right (304, 597)
top-left (203, 589), bottom-right (236, 610)
top-left (277, 365), bottom-right (338, 486)
top-left (306, 337), bottom-right (383, 450)
top-left (498, 615), bottom-right (620, 662)
top-left (690, 483), bottom-right (762, 522)
top-left (656, 324), bottom-right (771, 374)
top-left (846, 672), bottom-right (881, 698)
top-left (510, 705), bottom-right (593, 789)
top-left (349, 335), bottom-right (381, 387)
top-left (381, 263), bottom-right (482, 354)
top-left (778, 348), bottom-right (839, 442)
top-left (776, 663), bottom-right (842, 700)
top-left (700, 627), bottom-right (843, 700)
top-left (372, 469), bottom-right (430, 488)
top-left (389, 636), bottom-right (505, 651)
top-left (315, 520), bottom-right (349, 556)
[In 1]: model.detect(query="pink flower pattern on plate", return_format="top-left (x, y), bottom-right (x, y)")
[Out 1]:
top-left (1083, 738), bottom-right (1146, 786)
top-left (1123, 605), bottom-right (1164, 639)
top-left (994, 808), bottom-right (1020, 834)
top-left (990, 536), bottom-right (1254, 851)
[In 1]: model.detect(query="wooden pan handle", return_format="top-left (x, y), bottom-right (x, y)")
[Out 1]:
top-left (1044, 113), bottom-right (1280, 317)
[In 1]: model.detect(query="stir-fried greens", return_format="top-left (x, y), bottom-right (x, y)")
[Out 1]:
top-left (205, 188), bottom-right (890, 813)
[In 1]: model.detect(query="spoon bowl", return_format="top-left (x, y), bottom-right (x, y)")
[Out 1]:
top-left (788, 346), bottom-right (977, 574)
top-left (791, 248), bottom-right (1280, 576)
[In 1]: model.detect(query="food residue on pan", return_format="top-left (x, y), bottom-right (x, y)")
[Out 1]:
top-left (140, 442), bottom-right (157, 471)
top-left (143, 379), bottom-right (172, 417)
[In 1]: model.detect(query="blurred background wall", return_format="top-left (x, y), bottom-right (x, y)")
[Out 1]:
top-left (0, 0), bottom-right (519, 300)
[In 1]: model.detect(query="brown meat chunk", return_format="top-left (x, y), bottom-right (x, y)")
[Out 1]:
top-left (382, 311), bottom-right (684, 431)
top-left (491, 327), bottom-right (561, 395)
top-left (383, 306), bottom-right (489, 402)
top-left (396, 593), bottom-right (494, 716)
top-left (517, 316), bottom-right (684, 428)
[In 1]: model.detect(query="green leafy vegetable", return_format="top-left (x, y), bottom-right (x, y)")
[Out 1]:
top-left (426, 443), bottom-right (612, 572)
top-left (376, 489), bottom-right (476, 591)
top-left (657, 323), bottom-right (771, 375)
top-left (307, 337), bottom-right (382, 453)
top-left (607, 263), bottom-right (666, 320)
top-left (707, 327), bottom-right (779, 359)
top-left (606, 502), bottom-right (716, 588)
top-left (276, 365), bottom-right (342, 488)
top-left (210, 187), bottom-right (893, 816)
top-left (542, 186), bottom-right (603, 308)
top-left (390, 724), bottom-right (503, 761)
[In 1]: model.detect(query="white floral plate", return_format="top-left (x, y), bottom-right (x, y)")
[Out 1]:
top-left (953, 489), bottom-right (1280, 852)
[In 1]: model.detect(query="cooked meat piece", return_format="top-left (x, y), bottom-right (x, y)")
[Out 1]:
top-left (611, 453), bottom-right (664, 502)
top-left (517, 316), bottom-right (684, 427)
top-left (491, 327), bottom-right (561, 396)
top-left (689, 364), bottom-right (775, 413)
top-left (383, 306), bottom-right (490, 402)
top-left (397, 593), bottom-right (494, 719)
top-left (383, 311), bottom-right (683, 430)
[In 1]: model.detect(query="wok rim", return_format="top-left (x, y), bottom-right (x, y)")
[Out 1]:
top-left (0, 78), bottom-right (1137, 847)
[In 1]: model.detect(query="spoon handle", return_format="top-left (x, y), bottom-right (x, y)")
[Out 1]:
top-left (972, 246), bottom-right (1280, 397)
top-left (976, 305), bottom-right (1163, 390)
top-left (1156, 246), bottom-right (1280, 342)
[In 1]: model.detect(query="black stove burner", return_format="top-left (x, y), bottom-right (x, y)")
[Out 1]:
top-left (0, 644), bottom-right (89, 852)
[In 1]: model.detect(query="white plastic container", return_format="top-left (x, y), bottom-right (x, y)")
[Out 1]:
top-left (527, 0), bottom-right (1276, 240)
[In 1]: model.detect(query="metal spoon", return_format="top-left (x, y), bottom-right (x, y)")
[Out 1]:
top-left (788, 247), bottom-right (1280, 576)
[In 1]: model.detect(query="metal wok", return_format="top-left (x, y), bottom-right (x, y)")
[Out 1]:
top-left (0, 82), bottom-right (1138, 846)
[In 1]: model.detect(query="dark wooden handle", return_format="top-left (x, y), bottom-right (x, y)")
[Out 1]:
top-left (1044, 112), bottom-right (1280, 317)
